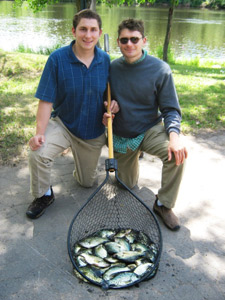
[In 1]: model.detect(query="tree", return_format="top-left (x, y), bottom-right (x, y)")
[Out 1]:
top-left (14, 0), bottom-right (179, 62)
top-left (163, 0), bottom-right (179, 62)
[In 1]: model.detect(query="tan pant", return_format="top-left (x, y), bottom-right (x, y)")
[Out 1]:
top-left (29, 117), bottom-right (106, 198)
top-left (114, 123), bottom-right (186, 208)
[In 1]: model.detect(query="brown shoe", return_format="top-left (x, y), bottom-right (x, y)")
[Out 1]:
top-left (153, 199), bottom-right (180, 231)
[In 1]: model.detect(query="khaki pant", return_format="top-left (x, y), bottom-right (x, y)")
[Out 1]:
top-left (29, 117), bottom-right (106, 198)
top-left (114, 123), bottom-right (186, 208)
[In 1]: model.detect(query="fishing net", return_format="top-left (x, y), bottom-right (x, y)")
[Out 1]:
top-left (67, 159), bottom-right (162, 289)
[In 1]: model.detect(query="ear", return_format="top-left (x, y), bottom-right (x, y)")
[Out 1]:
top-left (72, 27), bottom-right (76, 38)
top-left (117, 38), bottom-right (120, 47)
top-left (142, 37), bottom-right (147, 45)
top-left (99, 29), bottom-right (103, 37)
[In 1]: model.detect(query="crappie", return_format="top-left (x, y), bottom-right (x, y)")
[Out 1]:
top-left (79, 266), bottom-right (102, 284)
top-left (114, 238), bottom-right (131, 251)
top-left (149, 243), bottom-right (158, 255)
top-left (73, 268), bottom-right (89, 283)
top-left (81, 253), bottom-right (110, 268)
top-left (114, 229), bottom-right (131, 238)
top-left (114, 250), bottom-right (145, 263)
top-left (74, 244), bottom-right (82, 255)
top-left (93, 244), bottom-right (108, 259)
top-left (104, 256), bottom-right (119, 263)
top-left (131, 242), bottom-right (149, 253)
top-left (107, 272), bottom-right (139, 287)
top-left (96, 229), bottom-right (116, 239)
top-left (145, 250), bottom-right (157, 263)
top-left (138, 231), bottom-right (151, 246)
top-left (75, 255), bottom-right (87, 267)
top-left (125, 231), bottom-right (137, 243)
top-left (78, 236), bottom-right (108, 249)
top-left (134, 262), bottom-right (154, 277)
top-left (105, 242), bottom-right (127, 254)
top-left (103, 266), bottom-right (131, 281)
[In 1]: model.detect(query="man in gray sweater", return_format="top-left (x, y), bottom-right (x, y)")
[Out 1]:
top-left (103, 18), bottom-right (188, 231)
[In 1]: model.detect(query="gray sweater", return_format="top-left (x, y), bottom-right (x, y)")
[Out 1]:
top-left (110, 55), bottom-right (181, 138)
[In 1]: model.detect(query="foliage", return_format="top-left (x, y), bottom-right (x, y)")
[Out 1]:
top-left (14, 0), bottom-right (156, 11)
top-left (14, 0), bottom-right (60, 12)
top-left (154, 45), bottom-right (175, 64)
top-left (16, 43), bottom-right (63, 55)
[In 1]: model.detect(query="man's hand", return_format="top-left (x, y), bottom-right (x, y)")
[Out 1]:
top-left (102, 100), bottom-right (120, 126)
top-left (29, 100), bottom-right (52, 151)
top-left (168, 132), bottom-right (188, 165)
top-left (29, 134), bottom-right (45, 151)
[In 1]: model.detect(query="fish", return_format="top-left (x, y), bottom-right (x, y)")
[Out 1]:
top-left (138, 231), bottom-right (152, 246)
top-left (105, 242), bottom-right (127, 254)
top-left (74, 244), bottom-right (82, 255)
top-left (113, 250), bottom-right (145, 263)
top-left (106, 272), bottom-right (139, 287)
top-left (145, 250), bottom-right (157, 263)
top-left (93, 244), bottom-right (108, 259)
top-left (72, 228), bottom-right (159, 288)
top-left (131, 242), bottom-right (149, 253)
top-left (149, 243), bottom-right (158, 255)
top-left (125, 231), bottom-right (138, 244)
top-left (114, 237), bottom-right (131, 251)
top-left (103, 266), bottom-right (131, 281)
top-left (78, 236), bottom-right (108, 249)
top-left (79, 266), bottom-right (102, 284)
top-left (80, 253), bottom-right (110, 268)
top-left (104, 256), bottom-right (119, 264)
top-left (114, 229), bottom-right (131, 238)
top-left (96, 229), bottom-right (116, 239)
top-left (133, 262), bottom-right (154, 277)
top-left (75, 255), bottom-right (87, 267)
top-left (73, 268), bottom-right (89, 283)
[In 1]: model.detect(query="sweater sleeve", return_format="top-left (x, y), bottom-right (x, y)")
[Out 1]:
top-left (156, 66), bottom-right (181, 134)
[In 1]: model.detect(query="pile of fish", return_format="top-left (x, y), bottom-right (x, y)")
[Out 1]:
top-left (72, 228), bottom-right (158, 288)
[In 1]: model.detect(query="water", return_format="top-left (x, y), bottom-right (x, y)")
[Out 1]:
top-left (0, 1), bottom-right (225, 59)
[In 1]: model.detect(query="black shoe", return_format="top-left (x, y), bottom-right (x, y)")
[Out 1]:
top-left (26, 187), bottom-right (55, 219)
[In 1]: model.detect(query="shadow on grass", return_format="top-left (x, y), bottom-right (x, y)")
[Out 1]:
top-left (171, 63), bottom-right (225, 81)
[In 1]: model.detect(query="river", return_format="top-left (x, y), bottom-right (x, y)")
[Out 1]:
top-left (0, 1), bottom-right (225, 59)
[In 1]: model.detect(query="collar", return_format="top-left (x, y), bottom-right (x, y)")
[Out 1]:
top-left (68, 40), bottom-right (103, 65)
top-left (122, 49), bottom-right (147, 65)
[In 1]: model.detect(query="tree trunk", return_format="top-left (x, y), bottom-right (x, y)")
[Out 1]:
top-left (76, 0), bottom-right (92, 11)
top-left (90, 0), bottom-right (96, 11)
top-left (163, 6), bottom-right (174, 62)
top-left (75, 0), bottom-right (81, 11)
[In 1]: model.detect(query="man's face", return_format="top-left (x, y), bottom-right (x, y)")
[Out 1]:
top-left (117, 29), bottom-right (146, 63)
top-left (72, 18), bottom-right (102, 51)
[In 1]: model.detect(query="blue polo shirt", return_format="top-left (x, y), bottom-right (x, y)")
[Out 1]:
top-left (35, 41), bottom-right (110, 139)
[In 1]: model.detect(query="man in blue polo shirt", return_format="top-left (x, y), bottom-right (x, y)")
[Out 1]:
top-left (26, 9), bottom-right (119, 219)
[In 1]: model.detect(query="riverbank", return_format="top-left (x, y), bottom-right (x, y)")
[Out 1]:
top-left (0, 50), bottom-right (224, 165)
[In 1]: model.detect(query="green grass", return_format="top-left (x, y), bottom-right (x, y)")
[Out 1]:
top-left (0, 50), bottom-right (48, 164)
top-left (172, 64), bottom-right (225, 133)
top-left (0, 49), bottom-right (224, 165)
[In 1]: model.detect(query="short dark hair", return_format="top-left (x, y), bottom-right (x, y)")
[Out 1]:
top-left (73, 9), bottom-right (102, 30)
top-left (118, 19), bottom-right (145, 37)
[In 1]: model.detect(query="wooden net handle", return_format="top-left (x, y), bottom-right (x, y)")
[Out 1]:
top-left (107, 83), bottom-right (114, 159)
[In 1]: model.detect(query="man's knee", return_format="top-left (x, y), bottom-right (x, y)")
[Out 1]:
top-left (73, 170), bottom-right (96, 188)
top-left (29, 149), bottom-right (52, 167)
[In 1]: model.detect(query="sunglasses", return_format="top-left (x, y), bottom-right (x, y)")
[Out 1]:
top-left (119, 37), bottom-right (142, 45)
